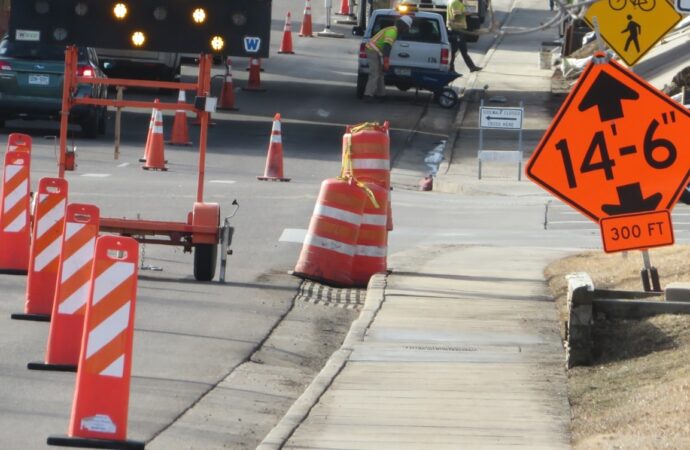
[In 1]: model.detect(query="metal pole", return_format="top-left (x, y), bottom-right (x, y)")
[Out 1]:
top-left (114, 86), bottom-right (124, 160)
top-left (196, 54), bottom-right (211, 203)
top-left (478, 98), bottom-right (484, 180)
top-left (58, 46), bottom-right (77, 178)
top-left (518, 100), bottom-right (524, 181)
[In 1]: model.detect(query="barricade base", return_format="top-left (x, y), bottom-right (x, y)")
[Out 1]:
top-left (11, 312), bottom-right (50, 322)
top-left (0, 269), bottom-right (28, 275)
top-left (47, 435), bottom-right (145, 449)
top-left (27, 361), bottom-right (77, 372)
top-left (257, 176), bottom-right (291, 182)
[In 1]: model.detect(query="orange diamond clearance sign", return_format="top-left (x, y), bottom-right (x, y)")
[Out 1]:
top-left (526, 54), bottom-right (690, 253)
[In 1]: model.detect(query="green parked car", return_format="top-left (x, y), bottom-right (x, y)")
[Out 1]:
top-left (0, 35), bottom-right (108, 138)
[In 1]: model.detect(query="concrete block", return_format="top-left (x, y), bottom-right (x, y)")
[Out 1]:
top-left (565, 272), bottom-right (594, 368)
top-left (664, 282), bottom-right (690, 303)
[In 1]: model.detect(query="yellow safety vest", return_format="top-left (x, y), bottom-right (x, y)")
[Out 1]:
top-left (366, 26), bottom-right (398, 55)
top-left (447, 0), bottom-right (468, 32)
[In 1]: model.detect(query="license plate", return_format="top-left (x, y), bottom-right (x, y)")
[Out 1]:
top-left (28, 74), bottom-right (49, 85)
top-left (394, 67), bottom-right (411, 77)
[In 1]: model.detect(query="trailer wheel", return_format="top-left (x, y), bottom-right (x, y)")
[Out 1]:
top-left (436, 88), bottom-right (458, 109)
top-left (194, 243), bottom-right (217, 281)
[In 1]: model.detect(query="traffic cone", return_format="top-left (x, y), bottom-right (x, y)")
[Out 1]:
top-left (11, 177), bottom-right (68, 322)
top-left (167, 90), bottom-right (192, 146)
top-left (258, 113), bottom-right (290, 181)
top-left (0, 144), bottom-right (32, 274)
top-left (218, 57), bottom-right (238, 110)
top-left (336, 0), bottom-right (350, 15)
top-left (139, 107), bottom-right (156, 162)
top-left (279, 12), bottom-right (295, 54)
top-left (243, 58), bottom-right (266, 92)
top-left (142, 106), bottom-right (167, 171)
top-left (299, 0), bottom-right (314, 37)
top-left (47, 236), bottom-right (144, 449)
top-left (28, 203), bottom-right (99, 372)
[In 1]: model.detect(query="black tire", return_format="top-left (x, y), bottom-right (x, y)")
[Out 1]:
top-left (193, 243), bottom-right (217, 281)
top-left (436, 88), bottom-right (458, 108)
top-left (356, 73), bottom-right (367, 99)
top-left (80, 110), bottom-right (99, 139)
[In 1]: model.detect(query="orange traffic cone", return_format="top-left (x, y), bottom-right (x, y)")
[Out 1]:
top-left (139, 107), bottom-right (156, 162)
top-left (299, 0), bottom-right (314, 37)
top-left (336, 0), bottom-right (350, 15)
top-left (258, 113), bottom-right (290, 181)
top-left (218, 57), bottom-right (238, 110)
top-left (279, 12), bottom-right (295, 54)
top-left (167, 90), bottom-right (192, 146)
top-left (28, 203), bottom-right (99, 372)
top-left (142, 106), bottom-right (167, 171)
top-left (47, 236), bottom-right (144, 449)
top-left (243, 58), bottom-right (265, 92)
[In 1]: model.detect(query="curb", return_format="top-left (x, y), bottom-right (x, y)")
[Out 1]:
top-left (256, 274), bottom-right (387, 450)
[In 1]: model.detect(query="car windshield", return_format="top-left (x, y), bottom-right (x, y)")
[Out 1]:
top-left (372, 17), bottom-right (441, 43)
top-left (0, 39), bottom-right (86, 61)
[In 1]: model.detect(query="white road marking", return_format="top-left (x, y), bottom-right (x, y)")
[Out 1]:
top-left (279, 228), bottom-right (307, 243)
top-left (81, 173), bottom-right (111, 178)
top-left (209, 180), bottom-right (237, 184)
top-left (117, 163), bottom-right (130, 168)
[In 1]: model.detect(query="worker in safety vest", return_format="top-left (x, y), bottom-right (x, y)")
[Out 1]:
top-left (447, 0), bottom-right (482, 72)
top-left (363, 15), bottom-right (412, 100)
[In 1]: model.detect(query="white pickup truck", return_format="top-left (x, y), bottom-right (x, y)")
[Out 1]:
top-left (353, 8), bottom-right (459, 107)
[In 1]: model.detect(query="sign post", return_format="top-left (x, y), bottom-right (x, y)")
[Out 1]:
top-left (526, 53), bottom-right (690, 254)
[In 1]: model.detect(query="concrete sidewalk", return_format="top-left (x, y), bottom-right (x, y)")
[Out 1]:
top-left (258, 1), bottom-right (571, 448)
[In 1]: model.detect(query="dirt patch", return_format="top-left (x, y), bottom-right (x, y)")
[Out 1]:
top-left (544, 245), bottom-right (690, 448)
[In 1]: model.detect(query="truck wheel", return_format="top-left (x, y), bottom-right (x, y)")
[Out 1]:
top-left (436, 88), bottom-right (458, 109)
top-left (193, 243), bottom-right (217, 281)
top-left (356, 73), bottom-right (367, 99)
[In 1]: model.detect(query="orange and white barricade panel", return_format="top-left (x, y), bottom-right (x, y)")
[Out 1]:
top-left (294, 177), bottom-right (367, 287)
top-left (12, 177), bottom-right (68, 321)
top-left (0, 149), bottom-right (32, 273)
top-left (351, 182), bottom-right (388, 287)
top-left (7, 132), bottom-right (32, 152)
top-left (47, 236), bottom-right (144, 449)
top-left (29, 204), bottom-right (100, 372)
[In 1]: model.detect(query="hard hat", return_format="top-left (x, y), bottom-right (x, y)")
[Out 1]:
top-left (399, 15), bottom-right (413, 28)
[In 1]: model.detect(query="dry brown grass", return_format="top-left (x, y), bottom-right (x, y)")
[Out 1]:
top-left (544, 245), bottom-right (690, 449)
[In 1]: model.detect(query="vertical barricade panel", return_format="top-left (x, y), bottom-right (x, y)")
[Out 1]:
top-left (48, 236), bottom-right (143, 449)
top-left (12, 177), bottom-right (68, 321)
top-left (29, 204), bottom-right (100, 371)
top-left (0, 150), bottom-right (32, 273)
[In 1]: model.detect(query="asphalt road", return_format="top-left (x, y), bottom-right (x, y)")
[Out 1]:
top-left (0, 1), bottom-right (476, 448)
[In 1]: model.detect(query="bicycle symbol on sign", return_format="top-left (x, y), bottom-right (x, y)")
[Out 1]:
top-left (608, 0), bottom-right (656, 11)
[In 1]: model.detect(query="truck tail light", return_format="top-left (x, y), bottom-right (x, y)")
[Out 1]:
top-left (77, 65), bottom-right (94, 77)
top-left (441, 47), bottom-right (449, 66)
top-left (359, 43), bottom-right (367, 59)
top-left (0, 61), bottom-right (12, 71)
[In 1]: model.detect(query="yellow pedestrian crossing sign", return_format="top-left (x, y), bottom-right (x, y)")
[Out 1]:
top-left (584, 0), bottom-right (682, 66)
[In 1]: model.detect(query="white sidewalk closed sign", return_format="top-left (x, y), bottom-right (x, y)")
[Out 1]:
top-left (677, 0), bottom-right (690, 12)
top-left (479, 107), bottom-right (523, 129)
